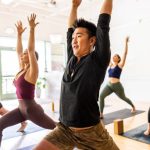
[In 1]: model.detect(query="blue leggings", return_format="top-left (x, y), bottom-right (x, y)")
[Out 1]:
top-left (0, 99), bottom-right (56, 146)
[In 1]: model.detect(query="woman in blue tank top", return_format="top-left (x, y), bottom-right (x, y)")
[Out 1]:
top-left (0, 14), bottom-right (56, 147)
top-left (99, 36), bottom-right (136, 119)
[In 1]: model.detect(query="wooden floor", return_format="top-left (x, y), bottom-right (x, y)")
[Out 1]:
top-left (104, 98), bottom-right (150, 150)
top-left (1, 97), bottom-right (150, 150)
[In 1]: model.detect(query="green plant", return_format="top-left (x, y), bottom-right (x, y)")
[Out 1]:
top-left (36, 77), bottom-right (47, 89)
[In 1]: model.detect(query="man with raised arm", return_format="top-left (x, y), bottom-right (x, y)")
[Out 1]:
top-left (34, 0), bottom-right (119, 149)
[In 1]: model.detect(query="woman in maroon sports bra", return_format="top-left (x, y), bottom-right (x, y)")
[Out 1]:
top-left (0, 13), bottom-right (56, 146)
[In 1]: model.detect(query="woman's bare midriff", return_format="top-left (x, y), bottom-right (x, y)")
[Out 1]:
top-left (109, 77), bottom-right (120, 83)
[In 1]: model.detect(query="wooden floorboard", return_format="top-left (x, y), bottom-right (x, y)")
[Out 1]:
top-left (104, 100), bottom-right (150, 150)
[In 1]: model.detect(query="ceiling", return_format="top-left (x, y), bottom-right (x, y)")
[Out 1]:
top-left (0, 0), bottom-right (150, 42)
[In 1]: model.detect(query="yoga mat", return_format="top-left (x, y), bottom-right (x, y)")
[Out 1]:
top-left (2, 122), bottom-right (44, 140)
top-left (102, 108), bottom-right (145, 125)
top-left (122, 123), bottom-right (150, 144)
top-left (18, 145), bottom-right (35, 150)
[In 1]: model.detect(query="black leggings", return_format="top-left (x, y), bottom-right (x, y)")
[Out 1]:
top-left (0, 99), bottom-right (56, 145)
top-left (148, 107), bottom-right (150, 123)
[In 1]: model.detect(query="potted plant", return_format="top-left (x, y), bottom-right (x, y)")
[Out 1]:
top-left (35, 77), bottom-right (47, 98)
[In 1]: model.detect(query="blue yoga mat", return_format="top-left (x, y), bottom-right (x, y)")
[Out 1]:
top-left (18, 145), bottom-right (35, 150)
top-left (3, 122), bottom-right (44, 140)
top-left (102, 108), bottom-right (145, 125)
top-left (122, 123), bottom-right (150, 144)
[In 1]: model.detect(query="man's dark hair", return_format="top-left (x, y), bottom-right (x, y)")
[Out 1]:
top-left (73, 18), bottom-right (96, 38)
top-left (35, 51), bottom-right (39, 61)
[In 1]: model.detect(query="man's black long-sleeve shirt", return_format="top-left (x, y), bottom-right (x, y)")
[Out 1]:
top-left (59, 14), bottom-right (111, 127)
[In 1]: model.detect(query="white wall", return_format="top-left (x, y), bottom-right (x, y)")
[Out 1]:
top-left (106, 0), bottom-right (150, 102)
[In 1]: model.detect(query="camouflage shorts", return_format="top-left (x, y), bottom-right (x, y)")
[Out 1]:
top-left (44, 122), bottom-right (119, 150)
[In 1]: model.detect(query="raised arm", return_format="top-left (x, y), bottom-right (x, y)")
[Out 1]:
top-left (67, 0), bottom-right (82, 62)
top-left (119, 36), bottom-right (129, 68)
top-left (27, 13), bottom-right (39, 84)
top-left (94, 0), bottom-right (113, 67)
top-left (15, 21), bottom-right (26, 69)
top-left (100, 0), bottom-right (113, 15)
top-left (68, 0), bottom-right (81, 28)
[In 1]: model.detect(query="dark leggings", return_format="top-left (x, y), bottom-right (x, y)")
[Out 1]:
top-left (99, 82), bottom-right (135, 113)
top-left (0, 99), bottom-right (56, 145)
top-left (148, 107), bottom-right (150, 123)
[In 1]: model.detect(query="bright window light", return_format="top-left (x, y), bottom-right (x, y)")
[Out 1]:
top-left (1, 0), bottom-right (14, 5)
top-left (5, 27), bottom-right (14, 34)
top-left (50, 34), bottom-right (62, 44)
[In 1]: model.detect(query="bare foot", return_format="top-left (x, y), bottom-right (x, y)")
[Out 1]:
top-left (131, 107), bottom-right (136, 113)
top-left (144, 130), bottom-right (150, 136)
top-left (17, 122), bottom-right (27, 132)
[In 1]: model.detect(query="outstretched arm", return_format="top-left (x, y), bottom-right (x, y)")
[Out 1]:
top-left (100, 0), bottom-right (113, 15)
top-left (27, 13), bottom-right (39, 84)
top-left (15, 21), bottom-right (26, 69)
top-left (68, 0), bottom-right (81, 28)
top-left (119, 36), bottom-right (129, 68)
top-left (67, 0), bottom-right (82, 62)
top-left (94, 0), bottom-right (113, 67)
